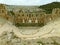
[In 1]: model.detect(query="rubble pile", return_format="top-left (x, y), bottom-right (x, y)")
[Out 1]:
top-left (0, 31), bottom-right (21, 45)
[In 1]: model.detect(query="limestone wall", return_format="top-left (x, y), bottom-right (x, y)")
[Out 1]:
top-left (0, 4), bottom-right (60, 26)
top-left (0, 4), bottom-right (7, 19)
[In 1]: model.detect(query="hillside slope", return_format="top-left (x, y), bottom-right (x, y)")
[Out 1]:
top-left (39, 2), bottom-right (60, 13)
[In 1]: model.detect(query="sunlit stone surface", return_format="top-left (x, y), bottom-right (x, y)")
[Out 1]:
top-left (0, 18), bottom-right (60, 45)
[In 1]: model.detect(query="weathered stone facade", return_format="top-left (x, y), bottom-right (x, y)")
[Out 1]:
top-left (0, 4), bottom-right (7, 19)
top-left (0, 4), bottom-right (60, 26)
top-left (15, 12), bottom-right (46, 24)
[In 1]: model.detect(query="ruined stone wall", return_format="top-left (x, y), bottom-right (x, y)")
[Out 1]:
top-left (52, 8), bottom-right (60, 20)
top-left (0, 4), bottom-right (7, 19)
top-left (14, 12), bottom-right (46, 24)
top-left (0, 4), bottom-right (60, 26)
